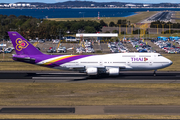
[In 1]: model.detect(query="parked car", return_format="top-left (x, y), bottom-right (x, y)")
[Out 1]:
top-left (57, 46), bottom-right (66, 53)
top-left (38, 39), bottom-right (45, 43)
top-left (139, 49), bottom-right (147, 52)
top-left (47, 47), bottom-right (57, 53)
top-left (167, 49), bottom-right (175, 54)
top-left (111, 48), bottom-right (119, 53)
top-left (0, 47), bottom-right (3, 53)
top-left (85, 47), bottom-right (95, 53)
top-left (76, 47), bottom-right (85, 53)
top-left (36, 47), bottom-right (40, 50)
top-left (53, 40), bottom-right (60, 44)
top-left (4, 47), bottom-right (14, 53)
top-left (30, 40), bottom-right (38, 43)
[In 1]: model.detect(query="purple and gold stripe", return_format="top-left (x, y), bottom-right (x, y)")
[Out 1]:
top-left (43, 55), bottom-right (91, 67)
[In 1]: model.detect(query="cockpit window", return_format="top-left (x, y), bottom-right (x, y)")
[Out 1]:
top-left (158, 55), bottom-right (162, 56)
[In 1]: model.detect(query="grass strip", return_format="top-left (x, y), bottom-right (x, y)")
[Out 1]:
top-left (0, 83), bottom-right (180, 106)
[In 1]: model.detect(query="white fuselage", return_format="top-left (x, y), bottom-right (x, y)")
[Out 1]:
top-left (59, 53), bottom-right (172, 73)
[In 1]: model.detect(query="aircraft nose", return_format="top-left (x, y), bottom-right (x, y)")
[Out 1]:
top-left (164, 58), bottom-right (173, 67)
top-left (166, 59), bottom-right (173, 66)
top-left (169, 60), bottom-right (173, 65)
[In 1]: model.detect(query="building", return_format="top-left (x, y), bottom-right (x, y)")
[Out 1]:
top-left (125, 4), bottom-right (136, 7)
top-left (169, 36), bottom-right (180, 41)
top-left (157, 36), bottom-right (168, 41)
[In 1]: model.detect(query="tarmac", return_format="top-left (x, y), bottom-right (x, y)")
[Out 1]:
top-left (0, 71), bottom-right (180, 83)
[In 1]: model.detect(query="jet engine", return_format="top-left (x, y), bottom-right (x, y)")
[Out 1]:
top-left (86, 67), bottom-right (98, 75)
top-left (107, 68), bottom-right (119, 76)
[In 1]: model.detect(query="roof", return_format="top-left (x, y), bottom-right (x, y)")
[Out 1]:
top-left (76, 33), bottom-right (118, 37)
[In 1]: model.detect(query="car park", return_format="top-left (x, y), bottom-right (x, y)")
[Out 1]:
top-left (130, 39), bottom-right (155, 53)
top-left (153, 39), bottom-right (180, 54)
top-left (108, 42), bottom-right (128, 53)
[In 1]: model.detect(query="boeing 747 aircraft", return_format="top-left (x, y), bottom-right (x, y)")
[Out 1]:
top-left (8, 31), bottom-right (172, 76)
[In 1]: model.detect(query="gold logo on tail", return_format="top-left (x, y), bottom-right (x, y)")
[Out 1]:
top-left (16, 38), bottom-right (29, 51)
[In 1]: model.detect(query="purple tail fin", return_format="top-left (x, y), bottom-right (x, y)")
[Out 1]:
top-left (8, 31), bottom-right (43, 55)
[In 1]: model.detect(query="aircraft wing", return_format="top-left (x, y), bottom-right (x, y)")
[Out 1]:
top-left (65, 66), bottom-right (85, 70)
top-left (65, 65), bottom-right (132, 70)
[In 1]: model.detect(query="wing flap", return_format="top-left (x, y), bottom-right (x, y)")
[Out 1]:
top-left (105, 65), bottom-right (132, 69)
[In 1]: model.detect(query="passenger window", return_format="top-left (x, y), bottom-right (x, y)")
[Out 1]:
top-left (158, 55), bottom-right (162, 57)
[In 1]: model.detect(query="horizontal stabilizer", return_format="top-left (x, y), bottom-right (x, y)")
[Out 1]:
top-left (13, 56), bottom-right (36, 63)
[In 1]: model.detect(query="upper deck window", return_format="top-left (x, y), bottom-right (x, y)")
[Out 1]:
top-left (139, 55), bottom-right (151, 57)
top-left (122, 55), bottom-right (135, 57)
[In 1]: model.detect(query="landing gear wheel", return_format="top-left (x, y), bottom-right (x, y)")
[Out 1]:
top-left (153, 70), bottom-right (157, 76)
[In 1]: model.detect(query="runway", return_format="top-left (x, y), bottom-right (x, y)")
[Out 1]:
top-left (0, 71), bottom-right (180, 83)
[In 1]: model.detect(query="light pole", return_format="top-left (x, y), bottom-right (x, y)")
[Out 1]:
top-left (153, 24), bottom-right (159, 34)
top-left (162, 24), bottom-right (164, 34)
top-left (2, 35), bottom-right (4, 59)
top-left (169, 23), bottom-right (172, 34)
top-left (126, 24), bottom-right (128, 34)
top-left (138, 28), bottom-right (139, 39)
top-left (131, 24), bottom-right (133, 35)
top-left (149, 30), bottom-right (150, 39)
top-left (117, 24), bottom-right (121, 35)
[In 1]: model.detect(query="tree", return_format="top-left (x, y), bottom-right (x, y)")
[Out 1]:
top-left (117, 19), bottom-right (128, 27)
top-left (109, 22), bottom-right (116, 27)
top-left (117, 19), bottom-right (122, 24)
top-left (112, 30), bottom-right (118, 33)
top-left (8, 15), bottom-right (17, 19)
top-left (84, 26), bottom-right (96, 33)
top-left (0, 14), bottom-right (103, 39)
top-left (100, 20), bottom-right (107, 27)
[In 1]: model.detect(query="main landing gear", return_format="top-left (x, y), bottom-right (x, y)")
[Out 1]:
top-left (153, 70), bottom-right (157, 76)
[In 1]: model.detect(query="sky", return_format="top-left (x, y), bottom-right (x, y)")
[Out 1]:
top-left (2, 0), bottom-right (180, 4)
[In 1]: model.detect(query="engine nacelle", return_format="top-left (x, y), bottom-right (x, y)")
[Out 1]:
top-left (108, 68), bottom-right (119, 76)
top-left (86, 67), bottom-right (98, 75)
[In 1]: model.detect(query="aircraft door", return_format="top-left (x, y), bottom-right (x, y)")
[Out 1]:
top-left (99, 59), bottom-right (103, 67)
top-left (126, 57), bottom-right (132, 66)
